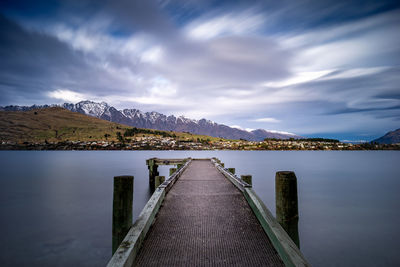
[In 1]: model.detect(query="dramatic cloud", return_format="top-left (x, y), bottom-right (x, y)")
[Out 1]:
top-left (0, 0), bottom-right (399, 140)
top-left (47, 89), bottom-right (87, 103)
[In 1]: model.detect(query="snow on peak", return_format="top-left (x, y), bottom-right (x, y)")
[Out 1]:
top-left (74, 100), bottom-right (110, 117)
top-left (122, 109), bottom-right (143, 119)
top-left (177, 115), bottom-right (198, 124)
top-left (199, 118), bottom-right (215, 125)
top-left (230, 125), bottom-right (244, 130)
top-left (146, 111), bottom-right (164, 123)
top-left (264, 130), bottom-right (297, 136)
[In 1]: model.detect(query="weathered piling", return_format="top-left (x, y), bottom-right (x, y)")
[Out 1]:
top-left (112, 175), bottom-right (134, 255)
top-left (227, 168), bottom-right (235, 174)
top-left (146, 158), bottom-right (159, 191)
top-left (241, 175), bottom-right (252, 186)
top-left (169, 168), bottom-right (177, 176)
top-left (275, 171), bottom-right (299, 248)
top-left (155, 176), bottom-right (165, 188)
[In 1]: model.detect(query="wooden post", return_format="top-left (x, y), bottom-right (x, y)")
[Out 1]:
top-left (275, 171), bottom-right (300, 248)
top-left (155, 176), bottom-right (165, 188)
top-left (147, 158), bottom-right (159, 191)
top-left (169, 167), bottom-right (177, 176)
top-left (228, 168), bottom-right (235, 174)
top-left (241, 175), bottom-right (252, 186)
top-left (112, 175), bottom-right (133, 255)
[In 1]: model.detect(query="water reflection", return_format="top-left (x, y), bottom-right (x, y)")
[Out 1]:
top-left (0, 151), bottom-right (399, 266)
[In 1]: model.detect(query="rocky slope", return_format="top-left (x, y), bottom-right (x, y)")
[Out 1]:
top-left (372, 128), bottom-right (400, 144)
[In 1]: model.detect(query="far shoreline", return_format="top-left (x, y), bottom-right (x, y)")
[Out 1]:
top-left (1, 140), bottom-right (399, 151)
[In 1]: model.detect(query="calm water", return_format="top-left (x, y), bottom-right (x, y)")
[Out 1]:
top-left (0, 151), bottom-right (399, 266)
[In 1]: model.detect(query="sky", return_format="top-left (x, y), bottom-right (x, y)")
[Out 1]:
top-left (0, 0), bottom-right (399, 141)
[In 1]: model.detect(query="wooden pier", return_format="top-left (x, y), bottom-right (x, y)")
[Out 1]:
top-left (108, 158), bottom-right (309, 267)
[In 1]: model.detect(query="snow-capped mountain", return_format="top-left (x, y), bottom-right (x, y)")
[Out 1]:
top-left (0, 100), bottom-right (302, 141)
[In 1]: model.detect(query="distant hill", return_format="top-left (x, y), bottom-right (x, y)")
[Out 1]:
top-left (0, 107), bottom-right (131, 142)
top-left (0, 107), bottom-right (212, 142)
top-left (1, 100), bottom-right (302, 141)
top-left (372, 128), bottom-right (400, 144)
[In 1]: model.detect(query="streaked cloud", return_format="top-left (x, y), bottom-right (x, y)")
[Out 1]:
top-left (264, 70), bottom-right (333, 88)
top-left (251, 118), bottom-right (281, 123)
top-left (185, 9), bottom-right (265, 40)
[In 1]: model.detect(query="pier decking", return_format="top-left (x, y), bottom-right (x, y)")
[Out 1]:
top-left (108, 158), bottom-right (309, 267)
top-left (134, 159), bottom-right (284, 266)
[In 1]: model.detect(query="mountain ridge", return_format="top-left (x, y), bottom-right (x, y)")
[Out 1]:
top-left (372, 128), bottom-right (400, 144)
top-left (0, 100), bottom-right (302, 141)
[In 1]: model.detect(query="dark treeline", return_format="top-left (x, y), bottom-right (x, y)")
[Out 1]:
top-left (123, 127), bottom-right (176, 138)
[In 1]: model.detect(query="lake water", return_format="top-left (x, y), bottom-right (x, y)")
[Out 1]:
top-left (0, 151), bottom-right (399, 266)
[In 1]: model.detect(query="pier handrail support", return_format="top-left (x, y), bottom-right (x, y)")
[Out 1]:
top-left (107, 159), bottom-right (192, 267)
top-left (211, 158), bottom-right (252, 191)
top-left (212, 158), bottom-right (310, 267)
top-left (159, 158), bottom-right (191, 192)
top-left (146, 157), bottom-right (190, 191)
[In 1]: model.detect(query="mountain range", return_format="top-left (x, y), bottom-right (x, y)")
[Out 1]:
top-left (0, 100), bottom-right (301, 141)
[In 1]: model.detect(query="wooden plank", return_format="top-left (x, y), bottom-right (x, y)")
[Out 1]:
top-left (133, 160), bottom-right (285, 266)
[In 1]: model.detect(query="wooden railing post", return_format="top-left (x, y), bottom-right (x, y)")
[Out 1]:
top-left (147, 158), bottom-right (159, 191)
top-left (155, 176), bottom-right (165, 188)
top-left (169, 168), bottom-right (177, 176)
top-left (275, 171), bottom-right (300, 248)
top-left (112, 175), bottom-right (133, 255)
top-left (241, 175), bottom-right (252, 186)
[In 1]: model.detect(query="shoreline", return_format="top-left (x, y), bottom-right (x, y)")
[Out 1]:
top-left (1, 140), bottom-right (399, 151)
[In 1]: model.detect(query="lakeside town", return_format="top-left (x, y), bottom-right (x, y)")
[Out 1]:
top-left (1, 136), bottom-right (399, 150)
